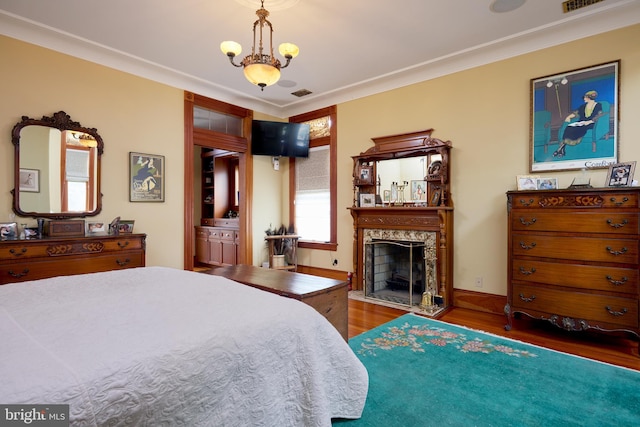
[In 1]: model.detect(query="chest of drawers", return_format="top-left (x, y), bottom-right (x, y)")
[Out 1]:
top-left (506, 188), bottom-right (639, 341)
top-left (0, 233), bottom-right (146, 285)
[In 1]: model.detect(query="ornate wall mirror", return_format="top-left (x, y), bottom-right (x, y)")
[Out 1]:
top-left (11, 111), bottom-right (103, 219)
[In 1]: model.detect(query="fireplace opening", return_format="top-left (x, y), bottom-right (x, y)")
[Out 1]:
top-left (364, 240), bottom-right (427, 307)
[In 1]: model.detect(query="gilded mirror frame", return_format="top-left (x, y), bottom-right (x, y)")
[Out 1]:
top-left (11, 111), bottom-right (104, 219)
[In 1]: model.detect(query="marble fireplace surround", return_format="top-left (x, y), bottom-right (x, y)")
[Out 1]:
top-left (363, 229), bottom-right (437, 307)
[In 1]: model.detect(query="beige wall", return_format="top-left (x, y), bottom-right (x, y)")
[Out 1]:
top-left (2, 24), bottom-right (639, 298)
top-left (0, 36), bottom-right (185, 268)
top-left (335, 24), bottom-right (640, 295)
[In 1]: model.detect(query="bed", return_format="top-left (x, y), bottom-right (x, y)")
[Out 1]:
top-left (0, 266), bottom-right (368, 426)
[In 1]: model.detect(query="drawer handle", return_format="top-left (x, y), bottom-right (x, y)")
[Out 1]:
top-left (606, 246), bottom-right (628, 256)
top-left (609, 196), bottom-right (629, 206)
top-left (605, 275), bottom-right (628, 286)
top-left (518, 293), bottom-right (536, 303)
top-left (605, 306), bottom-right (628, 317)
top-left (8, 269), bottom-right (29, 278)
top-left (116, 258), bottom-right (131, 266)
top-left (117, 241), bottom-right (130, 248)
top-left (606, 219), bottom-right (628, 229)
top-left (519, 217), bottom-right (537, 226)
top-left (519, 241), bottom-right (536, 250)
top-left (518, 266), bottom-right (536, 275)
top-left (9, 248), bottom-right (27, 257)
top-left (518, 198), bottom-right (534, 207)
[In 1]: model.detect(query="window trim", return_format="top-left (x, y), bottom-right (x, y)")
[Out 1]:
top-left (289, 106), bottom-right (337, 251)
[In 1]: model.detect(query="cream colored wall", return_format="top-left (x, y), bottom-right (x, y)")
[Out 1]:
top-left (0, 36), bottom-right (185, 268)
top-left (250, 113), bottom-right (288, 266)
top-left (2, 24), bottom-right (639, 298)
top-left (336, 24), bottom-right (640, 295)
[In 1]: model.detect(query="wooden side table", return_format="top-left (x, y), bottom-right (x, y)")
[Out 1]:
top-left (265, 234), bottom-right (299, 271)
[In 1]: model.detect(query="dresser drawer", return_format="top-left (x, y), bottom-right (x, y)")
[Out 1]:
top-left (511, 212), bottom-right (639, 234)
top-left (0, 253), bottom-right (145, 284)
top-left (512, 259), bottom-right (638, 294)
top-left (214, 218), bottom-right (239, 228)
top-left (102, 237), bottom-right (144, 252)
top-left (509, 192), bottom-right (638, 210)
top-left (512, 234), bottom-right (639, 264)
top-left (219, 229), bottom-right (235, 242)
top-left (512, 283), bottom-right (638, 329)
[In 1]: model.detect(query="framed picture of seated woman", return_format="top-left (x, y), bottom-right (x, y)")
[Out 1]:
top-left (529, 61), bottom-right (619, 173)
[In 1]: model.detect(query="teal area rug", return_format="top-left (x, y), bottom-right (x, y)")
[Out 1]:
top-left (334, 314), bottom-right (640, 427)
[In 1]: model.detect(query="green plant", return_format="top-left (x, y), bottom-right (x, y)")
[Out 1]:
top-left (265, 223), bottom-right (296, 257)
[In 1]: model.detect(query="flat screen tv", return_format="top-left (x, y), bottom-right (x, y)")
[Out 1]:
top-left (251, 120), bottom-right (310, 158)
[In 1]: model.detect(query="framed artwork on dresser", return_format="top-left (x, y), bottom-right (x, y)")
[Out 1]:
top-left (530, 61), bottom-right (619, 173)
top-left (605, 161), bottom-right (636, 187)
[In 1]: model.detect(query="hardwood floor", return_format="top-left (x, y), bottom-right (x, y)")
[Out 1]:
top-left (348, 299), bottom-right (640, 371)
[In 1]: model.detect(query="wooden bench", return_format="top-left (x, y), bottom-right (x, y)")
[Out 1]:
top-left (204, 264), bottom-right (348, 340)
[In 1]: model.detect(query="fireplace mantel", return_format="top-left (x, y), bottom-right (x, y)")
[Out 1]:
top-left (349, 207), bottom-right (454, 312)
top-left (350, 129), bottom-right (454, 314)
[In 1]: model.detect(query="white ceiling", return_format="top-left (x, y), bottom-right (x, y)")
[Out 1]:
top-left (1, 0), bottom-right (639, 118)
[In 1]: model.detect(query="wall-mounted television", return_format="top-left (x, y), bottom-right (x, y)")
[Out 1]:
top-left (251, 120), bottom-right (310, 158)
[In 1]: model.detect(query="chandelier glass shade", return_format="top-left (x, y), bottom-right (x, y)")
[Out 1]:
top-left (220, 1), bottom-right (299, 90)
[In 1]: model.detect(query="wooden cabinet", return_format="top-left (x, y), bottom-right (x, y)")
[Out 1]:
top-left (506, 188), bottom-right (639, 343)
top-left (0, 233), bottom-right (146, 285)
top-left (201, 150), bottom-right (215, 224)
top-left (195, 219), bottom-right (239, 267)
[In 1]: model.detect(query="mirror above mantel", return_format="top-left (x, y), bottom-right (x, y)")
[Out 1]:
top-left (11, 111), bottom-right (104, 219)
top-left (351, 129), bottom-right (452, 207)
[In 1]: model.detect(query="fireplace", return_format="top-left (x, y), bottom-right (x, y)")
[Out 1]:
top-left (349, 128), bottom-right (454, 316)
top-left (363, 229), bottom-right (437, 308)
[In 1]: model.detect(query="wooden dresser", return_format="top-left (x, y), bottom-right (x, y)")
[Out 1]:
top-left (0, 233), bottom-right (146, 285)
top-left (506, 188), bottom-right (639, 343)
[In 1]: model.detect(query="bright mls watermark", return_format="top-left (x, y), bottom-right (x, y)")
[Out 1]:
top-left (0, 405), bottom-right (68, 426)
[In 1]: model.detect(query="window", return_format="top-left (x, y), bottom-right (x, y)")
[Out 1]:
top-left (295, 146), bottom-right (330, 241)
top-left (289, 106), bottom-right (337, 250)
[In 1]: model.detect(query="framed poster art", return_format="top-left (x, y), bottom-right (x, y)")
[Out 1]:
top-left (530, 60), bottom-right (619, 173)
top-left (130, 152), bottom-right (165, 202)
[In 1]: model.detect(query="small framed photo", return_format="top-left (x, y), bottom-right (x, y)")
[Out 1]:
top-left (429, 190), bottom-right (441, 207)
top-left (536, 178), bottom-right (558, 190)
top-left (23, 228), bottom-right (38, 238)
top-left (86, 222), bottom-right (106, 234)
top-left (19, 168), bottom-right (39, 192)
top-left (382, 190), bottom-right (391, 204)
top-left (118, 220), bottom-right (135, 234)
top-left (606, 161), bottom-right (636, 187)
top-left (0, 222), bottom-right (18, 239)
top-left (130, 152), bottom-right (165, 202)
top-left (517, 175), bottom-right (540, 190)
top-left (359, 193), bottom-right (376, 207)
top-left (411, 180), bottom-right (427, 202)
top-left (357, 165), bottom-right (374, 185)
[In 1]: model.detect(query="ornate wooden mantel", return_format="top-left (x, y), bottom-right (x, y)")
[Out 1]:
top-left (349, 129), bottom-right (454, 313)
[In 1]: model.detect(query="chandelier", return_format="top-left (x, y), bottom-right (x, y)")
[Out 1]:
top-left (220, 1), bottom-right (299, 91)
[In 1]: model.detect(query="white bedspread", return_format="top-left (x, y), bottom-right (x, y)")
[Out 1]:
top-left (0, 267), bottom-right (368, 426)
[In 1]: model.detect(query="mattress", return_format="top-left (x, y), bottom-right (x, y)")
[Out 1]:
top-left (0, 266), bottom-right (368, 426)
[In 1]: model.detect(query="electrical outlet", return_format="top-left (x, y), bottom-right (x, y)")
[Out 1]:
top-left (474, 277), bottom-right (483, 288)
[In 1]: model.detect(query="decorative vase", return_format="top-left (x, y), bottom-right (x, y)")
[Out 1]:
top-left (272, 254), bottom-right (286, 268)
